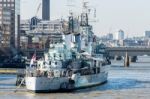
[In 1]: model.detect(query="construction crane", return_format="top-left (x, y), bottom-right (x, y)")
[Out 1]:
top-left (35, 3), bottom-right (41, 17)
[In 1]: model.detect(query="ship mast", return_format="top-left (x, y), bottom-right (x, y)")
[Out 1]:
top-left (80, 1), bottom-right (89, 26)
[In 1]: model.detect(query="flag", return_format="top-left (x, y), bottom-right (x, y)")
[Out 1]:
top-left (29, 52), bottom-right (36, 67)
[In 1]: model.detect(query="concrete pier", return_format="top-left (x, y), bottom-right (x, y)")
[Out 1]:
top-left (124, 52), bottom-right (130, 67)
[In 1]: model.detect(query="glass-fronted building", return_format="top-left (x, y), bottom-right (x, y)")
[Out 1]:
top-left (0, 0), bottom-right (20, 49)
top-left (0, 7), bottom-right (11, 47)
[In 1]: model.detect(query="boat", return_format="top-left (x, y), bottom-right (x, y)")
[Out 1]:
top-left (25, 2), bottom-right (111, 93)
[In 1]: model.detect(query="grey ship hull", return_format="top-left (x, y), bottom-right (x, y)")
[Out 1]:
top-left (26, 70), bottom-right (108, 93)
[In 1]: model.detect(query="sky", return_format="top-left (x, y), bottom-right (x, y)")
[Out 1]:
top-left (21, 0), bottom-right (150, 37)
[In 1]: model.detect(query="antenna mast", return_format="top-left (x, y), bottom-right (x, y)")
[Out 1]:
top-left (80, 0), bottom-right (90, 26)
top-left (67, 0), bottom-right (75, 15)
top-left (82, 0), bottom-right (98, 23)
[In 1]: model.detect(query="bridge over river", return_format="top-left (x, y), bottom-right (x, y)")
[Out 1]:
top-left (106, 46), bottom-right (150, 67)
top-left (106, 46), bottom-right (150, 56)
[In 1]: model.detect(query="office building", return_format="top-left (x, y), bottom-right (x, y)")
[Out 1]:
top-left (115, 29), bottom-right (125, 40)
top-left (0, 8), bottom-right (11, 47)
top-left (145, 31), bottom-right (150, 38)
top-left (21, 19), bottom-right (63, 33)
top-left (0, 0), bottom-right (20, 49)
top-left (0, 30), bottom-right (2, 45)
top-left (20, 19), bottom-right (63, 50)
top-left (42, 0), bottom-right (50, 20)
top-left (107, 33), bottom-right (113, 40)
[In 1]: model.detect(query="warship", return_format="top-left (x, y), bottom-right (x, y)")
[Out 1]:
top-left (25, 2), bottom-right (111, 93)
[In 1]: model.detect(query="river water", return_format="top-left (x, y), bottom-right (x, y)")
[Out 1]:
top-left (0, 56), bottom-right (150, 99)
